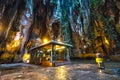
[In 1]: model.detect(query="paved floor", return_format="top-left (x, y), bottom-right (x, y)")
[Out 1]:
top-left (0, 60), bottom-right (120, 80)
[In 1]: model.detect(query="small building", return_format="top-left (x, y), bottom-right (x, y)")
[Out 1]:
top-left (23, 40), bottom-right (72, 66)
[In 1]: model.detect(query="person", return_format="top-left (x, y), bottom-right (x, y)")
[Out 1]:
top-left (96, 52), bottom-right (105, 69)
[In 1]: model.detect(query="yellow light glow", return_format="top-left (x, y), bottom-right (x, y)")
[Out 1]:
top-left (43, 38), bottom-right (48, 43)
top-left (47, 49), bottom-right (51, 52)
top-left (55, 45), bottom-right (59, 48)
top-left (99, 70), bottom-right (102, 73)
top-left (23, 53), bottom-right (30, 63)
top-left (55, 66), bottom-right (67, 80)
top-left (6, 39), bottom-right (20, 52)
top-left (12, 40), bottom-right (20, 48)
top-left (61, 46), bottom-right (65, 49)
top-left (57, 39), bottom-right (61, 42)
top-left (105, 37), bottom-right (109, 45)
top-left (55, 46), bottom-right (65, 50)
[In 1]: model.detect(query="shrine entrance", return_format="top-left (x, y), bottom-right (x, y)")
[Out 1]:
top-left (23, 40), bottom-right (72, 66)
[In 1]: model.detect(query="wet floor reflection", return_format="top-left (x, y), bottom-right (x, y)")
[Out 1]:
top-left (55, 66), bottom-right (67, 80)
top-left (0, 61), bottom-right (120, 80)
top-left (98, 69), bottom-right (103, 74)
top-left (97, 69), bottom-right (108, 79)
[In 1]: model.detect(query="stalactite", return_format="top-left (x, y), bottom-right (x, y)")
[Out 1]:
top-left (19, 0), bottom-right (33, 55)
top-left (5, 10), bottom-right (17, 40)
top-left (0, 0), bottom-right (120, 62)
